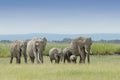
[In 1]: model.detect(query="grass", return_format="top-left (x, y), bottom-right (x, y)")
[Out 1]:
top-left (92, 43), bottom-right (120, 55)
top-left (0, 42), bottom-right (120, 57)
top-left (0, 43), bottom-right (10, 57)
top-left (0, 55), bottom-right (120, 80)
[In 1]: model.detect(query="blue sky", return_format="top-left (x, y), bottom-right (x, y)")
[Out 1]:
top-left (0, 0), bottom-right (120, 34)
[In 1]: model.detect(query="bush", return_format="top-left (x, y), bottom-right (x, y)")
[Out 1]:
top-left (0, 43), bottom-right (10, 57)
top-left (91, 43), bottom-right (120, 55)
top-left (0, 42), bottom-right (120, 57)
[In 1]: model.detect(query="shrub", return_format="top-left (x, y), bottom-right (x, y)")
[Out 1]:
top-left (0, 42), bottom-right (120, 57)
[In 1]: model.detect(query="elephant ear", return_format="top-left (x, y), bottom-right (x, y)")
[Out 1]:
top-left (85, 38), bottom-right (92, 47)
top-left (42, 37), bottom-right (47, 49)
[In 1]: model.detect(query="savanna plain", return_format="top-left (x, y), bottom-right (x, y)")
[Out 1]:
top-left (0, 42), bottom-right (120, 80)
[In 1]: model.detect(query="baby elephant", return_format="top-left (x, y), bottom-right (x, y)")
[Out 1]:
top-left (70, 55), bottom-right (77, 63)
top-left (49, 48), bottom-right (62, 64)
top-left (63, 47), bottom-right (73, 63)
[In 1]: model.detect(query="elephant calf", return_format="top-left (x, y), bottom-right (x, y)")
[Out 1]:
top-left (49, 48), bottom-right (63, 64)
top-left (70, 55), bottom-right (77, 63)
top-left (63, 47), bottom-right (73, 63)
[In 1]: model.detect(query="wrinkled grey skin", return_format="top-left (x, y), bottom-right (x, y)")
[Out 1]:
top-left (20, 40), bottom-right (27, 63)
top-left (49, 48), bottom-right (63, 64)
top-left (70, 37), bottom-right (92, 63)
top-left (10, 40), bottom-right (27, 64)
top-left (63, 47), bottom-right (73, 63)
top-left (70, 55), bottom-right (77, 63)
top-left (27, 37), bottom-right (47, 64)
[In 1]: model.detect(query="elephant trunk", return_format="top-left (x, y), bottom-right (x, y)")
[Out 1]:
top-left (77, 46), bottom-right (82, 55)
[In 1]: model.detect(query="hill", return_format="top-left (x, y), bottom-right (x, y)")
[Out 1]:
top-left (0, 33), bottom-right (120, 41)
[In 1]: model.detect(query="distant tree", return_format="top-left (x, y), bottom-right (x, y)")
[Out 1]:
top-left (0, 40), bottom-right (12, 43)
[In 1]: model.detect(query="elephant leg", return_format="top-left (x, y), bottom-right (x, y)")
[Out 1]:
top-left (87, 54), bottom-right (90, 63)
top-left (16, 57), bottom-right (21, 64)
top-left (40, 53), bottom-right (43, 63)
top-left (67, 58), bottom-right (70, 63)
top-left (36, 53), bottom-right (40, 63)
top-left (74, 60), bottom-right (77, 63)
top-left (79, 55), bottom-right (82, 63)
top-left (50, 59), bottom-right (53, 63)
top-left (23, 53), bottom-right (27, 63)
top-left (10, 56), bottom-right (13, 64)
top-left (41, 56), bottom-right (43, 63)
top-left (66, 55), bottom-right (70, 63)
top-left (55, 58), bottom-right (59, 64)
top-left (58, 56), bottom-right (60, 64)
top-left (63, 57), bottom-right (66, 63)
top-left (30, 56), bottom-right (35, 63)
top-left (81, 54), bottom-right (86, 64)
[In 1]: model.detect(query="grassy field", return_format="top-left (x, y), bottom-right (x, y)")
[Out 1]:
top-left (0, 55), bottom-right (120, 80)
top-left (1, 42), bottom-right (120, 80)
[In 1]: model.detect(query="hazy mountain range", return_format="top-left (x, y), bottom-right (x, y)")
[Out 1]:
top-left (0, 33), bottom-right (120, 41)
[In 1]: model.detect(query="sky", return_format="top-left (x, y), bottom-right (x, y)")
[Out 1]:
top-left (0, 0), bottom-right (120, 34)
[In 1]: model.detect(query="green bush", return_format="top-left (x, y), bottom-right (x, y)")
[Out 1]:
top-left (0, 42), bottom-right (120, 57)
top-left (0, 43), bottom-right (10, 57)
top-left (91, 43), bottom-right (120, 55)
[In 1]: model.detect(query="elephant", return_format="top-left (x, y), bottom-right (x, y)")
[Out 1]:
top-left (70, 37), bottom-right (92, 64)
top-left (63, 47), bottom-right (73, 63)
top-left (70, 55), bottom-right (77, 63)
top-left (27, 37), bottom-right (47, 64)
top-left (10, 40), bottom-right (27, 64)
top-left (49, 48), bottom-right (63, 64)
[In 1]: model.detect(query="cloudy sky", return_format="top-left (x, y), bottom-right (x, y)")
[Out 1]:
top-left (0, 0), bottom-right (120, 34)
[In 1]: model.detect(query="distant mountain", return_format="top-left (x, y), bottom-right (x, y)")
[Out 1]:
top-left (0, 33), bottom-right (120, 41)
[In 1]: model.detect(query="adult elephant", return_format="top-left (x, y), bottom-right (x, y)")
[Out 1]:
top-left (70, 37), bottom-right (92, 63)
top-left (63, 47), bottom-right (73, 63)
top-left (27, 37), bottom-right (47, 64)
top-left (49, 48), bottom-right (63, 64)
top-left (10, 40), bottom-right (27, 64)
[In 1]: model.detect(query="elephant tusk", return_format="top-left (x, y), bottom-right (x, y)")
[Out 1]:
top-left (38, 52), bottom-right (41, 63)
top-left (85, 49), bottom-right (88, 54)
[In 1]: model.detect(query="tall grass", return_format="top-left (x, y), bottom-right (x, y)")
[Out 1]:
top-left (0, 43), bottom-right (10, 57)
top-left (0, 42), bottom-right (120, 57)
top-left (92, 43), bottom-right (120, 55)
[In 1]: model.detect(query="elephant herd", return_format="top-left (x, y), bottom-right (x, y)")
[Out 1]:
top-left (10, 36), bottom-right (92, 64)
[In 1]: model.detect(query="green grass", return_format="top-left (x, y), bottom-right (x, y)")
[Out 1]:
top-left (1, 42), bottom-right (120, 57)
top-left (1, 55), bottom-right (120, 80)
top-left (92, 43), bottom-right (120, 55)
top-left (0, 43), bottom-right (10, 57)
